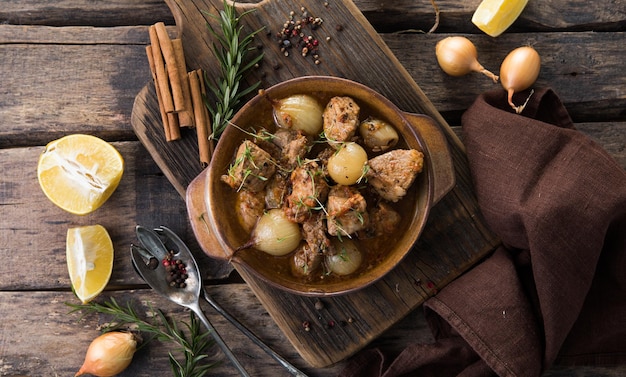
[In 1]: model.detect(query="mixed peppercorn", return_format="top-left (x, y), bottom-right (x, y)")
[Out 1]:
top-left (162, 250), bottom-right (189, 289)
top-left (276, 7), bottom-right (325, 64)
top-left (301, 299), bottom-right (355, 332)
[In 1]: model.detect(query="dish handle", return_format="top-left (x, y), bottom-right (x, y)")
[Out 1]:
top-left (186, 169), bottom-right (233, 261)
top-left (404, 113), bottom-right (456, 205)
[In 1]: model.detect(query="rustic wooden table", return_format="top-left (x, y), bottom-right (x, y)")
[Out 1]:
top-left (1, 0), bottom-right (624, 376)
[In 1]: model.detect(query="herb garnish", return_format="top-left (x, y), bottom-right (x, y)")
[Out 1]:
top-left (68, 298), bottom-right (216, 377)
top-left (203, 0), bottom-right (264, 140)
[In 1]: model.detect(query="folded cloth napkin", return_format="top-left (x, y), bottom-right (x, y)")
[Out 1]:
top-left (339, 87), bottom-right (626, 377)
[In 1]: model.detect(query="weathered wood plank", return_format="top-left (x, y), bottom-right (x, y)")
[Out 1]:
top-left (0, 0), bottom-right (174, 27)
top-left (0, 288), bottom-right (325, 377)
top-left (0, 24), bottom-right (153, 44)
top-left (0, 41), bottom-right (149, 148)
top-left (1, 289), bottom-right (625, 376)
top-left (1, 24), bottom-right (624, 148)
top-left (383, 32), bottom-right (626, 125)
top-left (356, 0), bottom-right (626, 33)
top-left (1, 0), bottom-right (624, 33)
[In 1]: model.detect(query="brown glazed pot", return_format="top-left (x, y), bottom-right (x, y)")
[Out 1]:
top-left (186, 76), bottom-right (455, 296)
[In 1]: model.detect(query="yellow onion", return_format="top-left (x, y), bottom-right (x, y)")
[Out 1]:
top-left (75, 331), bottom-right (138, 377)
top-left (435, 36), bottom-right (499, 83)
top-left (251, 209), bottom-right (302, 256)
top-left (273, 94), bottom-right (324, 135)
top-left (327, 142), bottom-right (368, 185)
top-left (359, 117), bottom-right (399, 152)
top-left (500, 46), bottom-right (541, 113)
top-left (326, 238), bottom-right (362, 276)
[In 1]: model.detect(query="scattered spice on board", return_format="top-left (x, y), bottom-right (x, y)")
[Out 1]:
top-left (302, 321), bottom-right (311, 331)
top-left (276, 7), bottom-right (325, 63)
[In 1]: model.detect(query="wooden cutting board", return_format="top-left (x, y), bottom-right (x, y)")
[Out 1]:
top-left (131, 0), bottom-right (501, 368)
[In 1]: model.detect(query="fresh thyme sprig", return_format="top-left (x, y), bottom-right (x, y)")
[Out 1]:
top-left (203, 1), bottom-right (264, 140)
top-left (68, 297), bottom-right (217, 377)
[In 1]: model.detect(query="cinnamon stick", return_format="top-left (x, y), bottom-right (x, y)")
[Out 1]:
top-left (145, 45), bottom-right (171, 141)
top-left (167, 112), bottom-right (181, 141)
top-left (148, 25), bottom-right (174, 114)
top-left (153, 22), bottom-right (185, 113)
top-left (172, 38), bottom-right (195, 128)
top-left (189, 70), bottom-right (211, 165)
top-left (197, 69), bottom-right (215, 158)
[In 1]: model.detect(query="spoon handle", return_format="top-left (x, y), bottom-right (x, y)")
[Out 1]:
top-left (188, 301), bottom-right (251, 377)
top-left (203, 290), bottom-right (308, 377)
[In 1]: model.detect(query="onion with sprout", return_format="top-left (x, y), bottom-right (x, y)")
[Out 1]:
top-left (500, 46), bottom-right (541, 113)
top-left (75, 332), bottom-right (138, 377)
top-left (435, 36), bottom-right (499, 83)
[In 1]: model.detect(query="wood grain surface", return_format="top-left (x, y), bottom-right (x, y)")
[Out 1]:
top-left (1, 0), bottom-right (624, 375)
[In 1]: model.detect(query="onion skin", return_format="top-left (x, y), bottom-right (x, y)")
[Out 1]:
top-left (359, 117), bottom-right (399, 152)
top-left (326, 238), bottom-right (363, 276)
top-left (327, 142), bottom-right (368, 185)
top-left (75, 331), bottom-right (137, 377)
top-left (500, 46), bottom-right (541, 113)
top-left (273, 94), bottom-right (324, 136)
top-left (252, 209), bottom-right (302, 256)
top-left (435, 36), bottom-right (499, 83)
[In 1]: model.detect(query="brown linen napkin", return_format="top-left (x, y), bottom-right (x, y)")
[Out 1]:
top-left (339, 87), bottom-right (626, 377)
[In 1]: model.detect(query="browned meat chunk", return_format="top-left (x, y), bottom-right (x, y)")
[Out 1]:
top-left (235, 189), bottom-right (265, 233)
top-left (359, 202), bottom-right (401, 238)
top-left (291, 244), bottom-right (323, 277)
top-left (323, 96), bottom-right (360, 144)
top-left (253, 128), bottom-right (282, 160)
top-left (326, 185), bottom-right (369, 237)
top-left (315, 146), bottom-right (335, 177)
top-left (284, 161), bottom-right (329, 223)
top-left (221, 140), bottom-right (276, 193)
top-left (264, 172), bottom-right (287, 209)
top-left (291, 213), bottom-right (330, 276)
top-left (366, 149), bottom-right (424, 202)
top-left (272, 128), bottom-right (310, 169)
top-left (302, 213), bottom-right (331, 255)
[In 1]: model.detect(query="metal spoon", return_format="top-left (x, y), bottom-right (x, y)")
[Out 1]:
top-left (152, 226), bottom-right (308, 377)
top-left (131, 226), bottom-right (307, 377)
top-left (131, 225), bottom-right (251, 377)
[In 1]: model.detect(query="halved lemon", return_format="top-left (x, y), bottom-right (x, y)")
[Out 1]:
top-left (67, 225), bottom-right (114, 304)
top-left (37, 134), bottom-right (124, 215)
top-left (472, 0), bottom-right (529, 37)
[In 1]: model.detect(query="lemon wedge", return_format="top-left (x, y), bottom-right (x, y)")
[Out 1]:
top-left (37, 134), bottom-right (124, 215)
top-left (67, 225), bottom-right (114, 304)
top-left (472, 0), bottom-right (529, 37)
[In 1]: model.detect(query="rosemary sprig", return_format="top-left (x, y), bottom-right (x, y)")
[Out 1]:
top-left (68, 298), bottom-right (217, 377)
top-left (203, 1), bottom-right (264, 140)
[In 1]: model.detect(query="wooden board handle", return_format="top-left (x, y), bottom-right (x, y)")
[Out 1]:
top-left (404, 112), bottom-right (456, 205)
